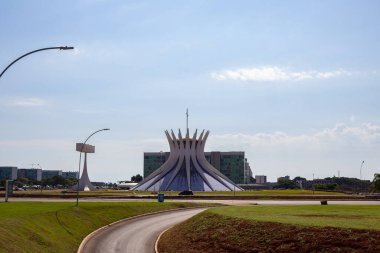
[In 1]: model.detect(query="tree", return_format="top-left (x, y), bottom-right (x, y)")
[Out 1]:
top-left (293, 176), bottom-right (306, 182)
top-left (370, 173), bottom-right (380, 193)
top-left (131, 174), bottom-right (143, 183)
top-left (41, 175), bottom-right (76, 187)
top-left (314, 183), bottom-right (338, 191)
top-left (276, 178), bottom-right (296, 189)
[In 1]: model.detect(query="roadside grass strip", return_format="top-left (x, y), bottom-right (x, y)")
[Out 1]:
top-left (158, 205), bottom-right (380, 253)
top-left (0, 202), bottom-right (207, 253)
top-left (211, 205), bottom-right (380, 230)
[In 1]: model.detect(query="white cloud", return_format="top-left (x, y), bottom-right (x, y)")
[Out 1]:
top-left (211, 66), bottom-right (351, 81)
top-left (6, 98), bottom-right (48, 107)
top-left (206, 123), bottom-right (380, 180)
top-left (209, 123), bottom-right (380, 148)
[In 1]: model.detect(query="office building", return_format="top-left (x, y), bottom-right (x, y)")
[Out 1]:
top-left (0, 166), bottom-right (18, 180)
top-left (143, 152), bottom-right (170, 178)
top-left (255, 175), bottom-right (267, 184)
top-left (244, 159), bottom-right (253, 184)
top-left (42, 170), bottom-right (62, 180)
top-left (17, 168), bottom-right (42, 181)
top-left (62, 171), bottom-right (79, 179)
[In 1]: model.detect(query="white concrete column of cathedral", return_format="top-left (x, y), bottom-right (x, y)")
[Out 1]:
top-left (132, 128), bottom-right (242, 192)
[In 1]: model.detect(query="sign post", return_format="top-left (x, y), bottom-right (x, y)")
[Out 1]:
top-left (5, 180), bottom-right (13, 202)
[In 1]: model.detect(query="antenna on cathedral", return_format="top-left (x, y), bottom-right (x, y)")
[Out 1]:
top-left (186, 108), bottom-right (189, 130)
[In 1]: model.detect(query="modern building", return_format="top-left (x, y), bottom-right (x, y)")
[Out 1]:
top-left (62, 171), bottom-right (79, 179)
top-left (144, 151), bottom-right (252, 184)
top-left (143, 152), bottom-right (170, 178)
top-left (17, 168), bottom-right (42, 181)
top-left (244, 159), bottom-right (253, 184)
top-left (0, 166), bottom-right (18, 180)
top-left (134, 129), bottom-right (243, 191)
top-left (255, 175), bottom-right (267, 184)
top-left (42, 170), bottom-right (62, 180)
top-left (208, 152), bottom-right (246, 184)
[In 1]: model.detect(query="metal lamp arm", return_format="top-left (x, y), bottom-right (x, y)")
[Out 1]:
top-left (0, 46), bottom-right (74, 78)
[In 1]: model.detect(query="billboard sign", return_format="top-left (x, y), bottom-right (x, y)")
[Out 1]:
top-left (76, 143), bottom-right (95, 153)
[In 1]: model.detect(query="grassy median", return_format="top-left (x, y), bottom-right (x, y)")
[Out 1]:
top-left (158, 205), bottom-right (380, 253)
top-left (0, 202), bottom-right (208, 253)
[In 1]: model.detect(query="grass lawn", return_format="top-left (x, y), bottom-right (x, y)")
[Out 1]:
top-left (210, 205), bottom-right (380, 230)
top-left (0, 201), bottom-right (208, 253)
top-left (158, 205), bottom-right (380, 253)
top-left (193, 189), bottom-right (345, 196)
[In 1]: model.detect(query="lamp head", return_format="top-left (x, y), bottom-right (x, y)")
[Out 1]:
top-left (60, 46), bottom-right (74, 50)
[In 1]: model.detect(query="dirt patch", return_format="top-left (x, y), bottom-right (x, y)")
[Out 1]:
top-left (158, 212), bottom-right (380, 253)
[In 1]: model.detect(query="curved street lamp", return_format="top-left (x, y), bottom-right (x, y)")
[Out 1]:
top-left (0, 46), bottom-right (74, 79)
top-left (76, 128), bottom-right (110, 206)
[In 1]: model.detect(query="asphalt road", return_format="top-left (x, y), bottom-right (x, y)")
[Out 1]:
top-left (81, 208), bottom-right (207, 253)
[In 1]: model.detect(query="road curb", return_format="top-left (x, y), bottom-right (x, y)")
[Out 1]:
top-left (154, 206), bottom-right (220, 253)
top-left (77, 206), bottom-right (215, 253)
top-left (155, 225), bottom-right (173, 253)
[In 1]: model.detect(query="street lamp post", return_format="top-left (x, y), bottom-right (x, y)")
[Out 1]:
top-left (0, 46), bottom-right (74, 79)
top-left (360, 161), bottom-right (364, 181)
top-left (360, 161), bottom-right (365, 193)
top-left (76, 128), bottom-right (110, 206)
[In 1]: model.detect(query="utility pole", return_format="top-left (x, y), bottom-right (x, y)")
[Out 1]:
top-left (360, 161), bottom-right (364, 193)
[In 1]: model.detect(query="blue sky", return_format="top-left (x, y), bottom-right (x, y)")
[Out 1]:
top-left (0, 0), bottom-right (379, 182)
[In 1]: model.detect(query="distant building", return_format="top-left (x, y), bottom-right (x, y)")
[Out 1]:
top-left (117, 182), bottom-right (138, 190)
top-left (17, 168), bottom-right (42, 181)
top-left (62, 171), bottom-right (79, 179)
top-left (209, 152), bottom-right (246, 184)
top-left (42, 170), bottom-right (62, 180)
top-left (255, 175), bottom-right (267, 184)
top-left (143, 152), bottom-right (169, 178)
top-left (244, 159), bottom-right (253, 184)
top-left (144, 150), bottom-right (252, 184)
top-left (0, 166), bottom-right (18, 180)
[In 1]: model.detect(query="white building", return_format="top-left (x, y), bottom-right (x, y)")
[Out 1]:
top-left (255, 175), bottom-right (267, 184)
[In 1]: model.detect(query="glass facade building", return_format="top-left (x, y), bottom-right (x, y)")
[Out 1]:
top-left (143, 152), bottom-right (170, 178)
top-left (42, 170), bottom-right (63, 180)
top-left (0, 166), bottom-right (18, 180)
top-left (17, 169), bottom-right (42, 181)
top-left (62, 171), bottom-right (79, 179)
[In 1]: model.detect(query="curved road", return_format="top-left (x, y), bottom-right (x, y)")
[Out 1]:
top-left (81, 208), bottom-right (207, 253)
